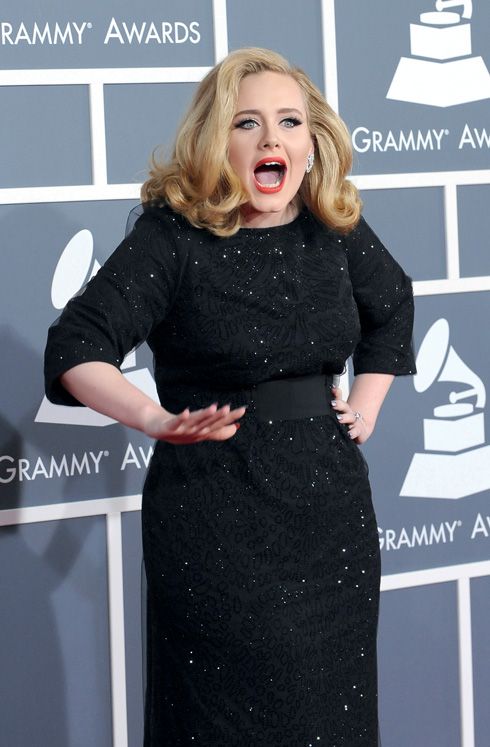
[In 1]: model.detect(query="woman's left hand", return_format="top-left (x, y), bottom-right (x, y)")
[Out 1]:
top-left (330, 384), bottom-right (369, 444)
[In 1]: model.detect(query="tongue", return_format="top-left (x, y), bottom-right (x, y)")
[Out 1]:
top-left (254, 165), bottom-right (282, 185)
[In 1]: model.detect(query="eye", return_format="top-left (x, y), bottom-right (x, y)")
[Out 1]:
top-left (234, 118), bottom-right (258, 129)
top-left (281, 117), bottom-right (302, 128)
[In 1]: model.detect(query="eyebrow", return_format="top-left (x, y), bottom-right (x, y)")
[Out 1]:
top-left (233, 108), bottom-right (305, 118)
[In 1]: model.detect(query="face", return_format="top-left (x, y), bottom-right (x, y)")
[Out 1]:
top-left (228, 71), bottom-right (314, 228)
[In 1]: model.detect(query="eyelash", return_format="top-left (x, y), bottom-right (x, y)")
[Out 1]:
top-left (234, 117), bottom-right (303, 129)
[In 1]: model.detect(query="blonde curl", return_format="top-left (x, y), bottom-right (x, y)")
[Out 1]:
top-left (141, 47), bottom-right (362, 237)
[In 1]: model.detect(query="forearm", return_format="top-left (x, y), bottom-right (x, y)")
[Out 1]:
top-left (60, 361), bottom-right (166, 433)
top-left (346, 372), bottom-right (394, 443)
top-left (59, 361), bottom-right (246, 443)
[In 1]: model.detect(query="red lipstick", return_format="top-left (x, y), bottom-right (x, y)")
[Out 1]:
top-left (253, 157), bottom-right (287, 194)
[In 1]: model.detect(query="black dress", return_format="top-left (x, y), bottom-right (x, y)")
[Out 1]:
top-left (45, 205), bottom-right (415, 746)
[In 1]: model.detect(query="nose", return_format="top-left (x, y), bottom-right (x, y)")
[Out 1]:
top-left (258, 123), bottom-right (280, 150)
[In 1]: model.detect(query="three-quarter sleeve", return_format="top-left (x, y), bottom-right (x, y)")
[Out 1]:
top-left (44, 208), bottom-right (186, 406)
top-left (345, 217), bottom-right (416, 377)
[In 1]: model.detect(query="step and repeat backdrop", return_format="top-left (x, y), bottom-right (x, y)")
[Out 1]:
top-left (1, 1), bottom-right (489, 745)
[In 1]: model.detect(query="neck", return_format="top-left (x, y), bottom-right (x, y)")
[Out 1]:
top-left (240, 197), bottom-right (302, 228)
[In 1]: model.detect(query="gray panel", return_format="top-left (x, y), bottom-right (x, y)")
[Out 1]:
top-left (105, 82), bottom-right (198, 184)
top-left (0, 86), bottom-right (91, 188)
top-left (122, 510), bottom-right (145, 747)
top-left (378, 584), bottom-right (460, 747)
top-left (471, 576), bottom-right (490, 747)
top-left (0, 0), bottom-right (214, 70)
top-left (458, 185), bottom-right (490, 278)
top-left (0, 516), bottom-right (112, 746)
top-left (227, 0), bottom-right (324, 93)
top-left (361, 187), bottom-right (446, 282)
top-left (362, 292), bottom-right (490, 575)
top-left (0, 200), bottom-right (156, 509)
top-left (336, 0), bottom-right (490, 175)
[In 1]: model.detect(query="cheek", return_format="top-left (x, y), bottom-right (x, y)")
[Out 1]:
top-left (290, 145), bottom-right (310, 175)
top-left (228, 141), bottom-right (247, 178)
top-left (289, 137), bottom-right (312, 165)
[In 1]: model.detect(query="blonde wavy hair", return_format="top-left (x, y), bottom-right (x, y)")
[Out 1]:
top-left (141, 47), bottom-right (362, 236)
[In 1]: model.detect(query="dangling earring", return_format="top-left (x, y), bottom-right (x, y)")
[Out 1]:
top-left (306, 153), bottom-right (314, 174)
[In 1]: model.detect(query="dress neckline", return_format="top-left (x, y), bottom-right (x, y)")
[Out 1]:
top-left (237, 209), bottom-right (308, 235)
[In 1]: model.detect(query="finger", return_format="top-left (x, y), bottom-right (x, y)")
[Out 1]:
top-left (203, 422), bottom-right (243, 442)
top-left (198, 403), bottom-right (246, 424)
top-left (164, 417), bottom-right (242, 444)
top-left (333, 402), bottom-right (362, 427)
top-left (347, 413), bottom-right (365, 437)
top-left (184, 404), bottom-right (234, 432)
top-left (182, 402), bottom-right (221, 429)
top-left (168, 404), bottom-right (246, 439)
top-left (191, 405), bottom-right (246, 435)
top-left (160, 408), bottom-right (191, 433)
top-left (348, 424), bottom-right (362, 440)
top-left (331, 397), bottom-right (350, 416)
top-left (165, 403), bottom-right (226, 435)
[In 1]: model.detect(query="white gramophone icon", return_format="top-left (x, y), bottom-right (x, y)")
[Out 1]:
top-left (36, 229), bottom-right (159, 427)
top-left (400, 318), bottom-right (490, 499)
top-left (387, 0), bottom-right (490, 107)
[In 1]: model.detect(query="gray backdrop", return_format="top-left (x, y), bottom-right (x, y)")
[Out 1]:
top-left (1, 1), bottom-right (489, 745)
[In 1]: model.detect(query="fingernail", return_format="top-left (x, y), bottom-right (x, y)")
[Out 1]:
top-left (331, 401), bottom-right (337, 407)
top-left (235, 423), bottom-right (241, 430)
top-left (348, 431), bottom-right (354, 438)
top-left (336, 414), bottom-right (343, 421)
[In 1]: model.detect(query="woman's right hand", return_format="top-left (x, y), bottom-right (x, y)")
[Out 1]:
top-left (142, 403), bottom-right (246, 444)
top-left (59, 362), bottom-right (246, 444)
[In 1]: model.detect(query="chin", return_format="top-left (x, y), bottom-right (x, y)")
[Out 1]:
top-left (242, 196), bottom-right (299, 227)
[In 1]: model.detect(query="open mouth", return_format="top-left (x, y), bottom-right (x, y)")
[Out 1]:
top-left (253, 158), bottom-right (287, 193)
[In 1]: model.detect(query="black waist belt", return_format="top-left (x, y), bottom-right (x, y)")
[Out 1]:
top-left (255, 374), bottom-right (334, 422)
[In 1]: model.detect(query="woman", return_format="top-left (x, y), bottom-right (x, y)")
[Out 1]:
top-left (45, 48), bottom-right (415, 745)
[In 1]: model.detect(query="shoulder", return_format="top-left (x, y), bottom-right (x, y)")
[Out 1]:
top-left (301, 208), bottom-right (372, 252)
top-left (300, 208), bottom-right (343, 247)
top-left (344, 215), bottom-right (386, 252)
top-left (128, 202), bottom-right (192, 237)
top-left (121, 203), bottom-right (212, 265)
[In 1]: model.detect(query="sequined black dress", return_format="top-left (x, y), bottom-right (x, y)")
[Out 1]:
top-left (45, 205), bottom-right (415, 746)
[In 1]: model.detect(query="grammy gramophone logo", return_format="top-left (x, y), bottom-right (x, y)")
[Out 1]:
top-left (35, 230), bottom-right (158, 427)
top-left (400, 318), bottom-right (490, 499)
top-left (387, 0), bottom-right (490, 107)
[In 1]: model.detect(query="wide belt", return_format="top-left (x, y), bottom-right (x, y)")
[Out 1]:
top-left (254, 374), bottom-right (334, 422)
